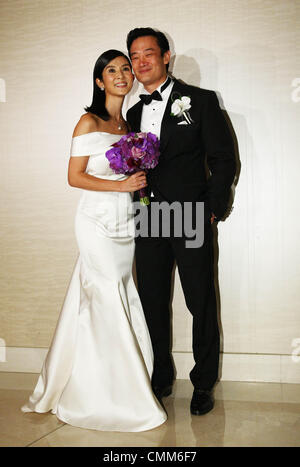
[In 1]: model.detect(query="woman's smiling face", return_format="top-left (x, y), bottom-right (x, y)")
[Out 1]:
top-left (97, 55), bottom-right (134, 96)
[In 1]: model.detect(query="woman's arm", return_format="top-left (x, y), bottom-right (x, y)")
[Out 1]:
top-left (68, 156), bottom-right (147, 193)
top-left (68, 114), bottom-right (147, 193)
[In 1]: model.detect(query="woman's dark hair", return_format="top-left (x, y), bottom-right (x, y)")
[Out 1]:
top-left (84, 49), bottom-right (131, 120)
top-left (126, 27), bottom-right (170, 72)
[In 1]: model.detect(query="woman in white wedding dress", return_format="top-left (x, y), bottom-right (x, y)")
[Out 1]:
top-left (21, 50), bottom-right (167, 432)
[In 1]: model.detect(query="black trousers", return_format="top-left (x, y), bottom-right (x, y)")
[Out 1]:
top-left (135, 218), bottom-right (219, 391)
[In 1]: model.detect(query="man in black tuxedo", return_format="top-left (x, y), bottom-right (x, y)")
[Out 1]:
top-left (126, 27), bottom-right (236, 415)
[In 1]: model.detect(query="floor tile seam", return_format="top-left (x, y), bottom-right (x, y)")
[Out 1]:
top-left (25, 423), bottom-right (66, 447)
top-left (173, 351), bottom-right (295, 357)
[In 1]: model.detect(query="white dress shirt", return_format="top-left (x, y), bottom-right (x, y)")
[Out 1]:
top-left (140, 77), bottom-right (174, 138)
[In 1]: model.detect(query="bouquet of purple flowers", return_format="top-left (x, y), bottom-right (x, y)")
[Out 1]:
top-left (105, 132), bottom-right (160, 205)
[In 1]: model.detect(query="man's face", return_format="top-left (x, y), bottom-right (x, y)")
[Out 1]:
top-left (129, 35), bottom-right (170, 90)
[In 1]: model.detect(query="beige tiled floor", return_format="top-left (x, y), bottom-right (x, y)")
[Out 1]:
top-left (1, 372), bottom-right (300, 447)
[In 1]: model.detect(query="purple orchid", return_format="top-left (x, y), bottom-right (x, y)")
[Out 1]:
top-left (105, 132), bottom-right (160, 205)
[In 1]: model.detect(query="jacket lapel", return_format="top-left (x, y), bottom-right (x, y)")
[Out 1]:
top-left (129, 79), bottom-right (187, 151)
top-left (159, 79), bottom-right (186, 153)
top-left (128, 101), bottom-right (143, 132)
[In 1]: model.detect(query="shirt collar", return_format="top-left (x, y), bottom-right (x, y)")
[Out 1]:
top-left (143, 76), bottom-right (173, 97)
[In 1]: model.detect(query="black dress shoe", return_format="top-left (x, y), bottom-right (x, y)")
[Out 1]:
top-left (190, 389), bottom-right (214, 415)
top-left (153, 385), bottom-right (172, 400)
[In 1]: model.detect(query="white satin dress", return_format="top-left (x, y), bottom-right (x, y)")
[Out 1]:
top-left (21, 131), bottom-right (167, 432)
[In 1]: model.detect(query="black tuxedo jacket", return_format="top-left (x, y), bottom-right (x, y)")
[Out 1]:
top-left (126, 79), bottom-right (236, 220)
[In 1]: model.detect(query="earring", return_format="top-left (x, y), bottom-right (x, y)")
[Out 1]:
top-left (100, 87), bottom-right (104, 91)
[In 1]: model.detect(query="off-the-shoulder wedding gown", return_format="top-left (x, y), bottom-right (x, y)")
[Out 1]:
top-left (21, 132), bottom-right (167, 432)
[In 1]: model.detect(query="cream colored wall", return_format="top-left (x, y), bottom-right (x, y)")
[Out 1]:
top-left (1, 0), bottom-right (300, 382)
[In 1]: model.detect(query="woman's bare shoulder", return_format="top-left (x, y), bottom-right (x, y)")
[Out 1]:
top-left (72, 113), bottom-right (100, 137)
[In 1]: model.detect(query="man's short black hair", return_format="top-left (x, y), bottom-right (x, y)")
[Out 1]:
top-left (126, 27), bottom-right (170, 71)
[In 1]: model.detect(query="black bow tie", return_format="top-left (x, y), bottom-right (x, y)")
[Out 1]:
top-left (139, 90), bottom-right (162, 105)
top-left (139, 77), bottom-right (172, 105)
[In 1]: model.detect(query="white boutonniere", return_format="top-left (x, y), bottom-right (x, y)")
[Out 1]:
top-left (171, 95), bottom-right (194, 124)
